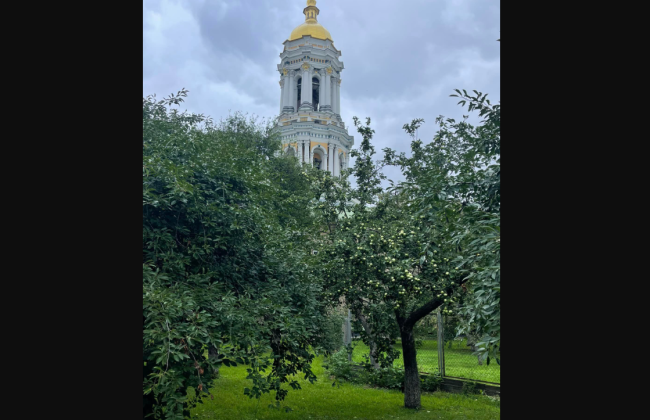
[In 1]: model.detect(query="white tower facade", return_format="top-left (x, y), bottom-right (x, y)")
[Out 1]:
top-left (276, 0), bottom-right (354, 177)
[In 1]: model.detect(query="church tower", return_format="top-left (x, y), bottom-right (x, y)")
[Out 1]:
top-left (276, 0), bottom-right (354, 176)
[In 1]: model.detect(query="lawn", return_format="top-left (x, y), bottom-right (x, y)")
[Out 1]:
top-left (189, 355), bottom-right (500, 420)
top-left (351, 339), bottom-right (500, 384)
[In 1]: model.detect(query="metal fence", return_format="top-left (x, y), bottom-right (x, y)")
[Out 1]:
top-left (348, 311), bottom-right (500, 385)
top-left (432, 312), bottom-right (500, 384)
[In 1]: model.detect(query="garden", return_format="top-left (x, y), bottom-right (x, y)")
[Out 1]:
top-left (188, 356), bottom-right (500, 420)
top-left (143, 87), bottom-right (500, 419)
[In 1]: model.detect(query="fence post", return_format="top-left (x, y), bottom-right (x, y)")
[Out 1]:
top-left (437, 309), bottom-right (445, 377)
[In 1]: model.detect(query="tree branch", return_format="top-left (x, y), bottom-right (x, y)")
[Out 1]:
top-left (404, 275), bottom-right (471, 329)
top-left (404, 297), bottom-right (442, 329)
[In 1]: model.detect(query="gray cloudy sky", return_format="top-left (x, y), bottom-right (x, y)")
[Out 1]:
top-left (143, 0), bottom-right (500, 184)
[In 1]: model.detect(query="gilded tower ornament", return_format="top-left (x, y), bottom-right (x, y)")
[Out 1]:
top-left (302, 62), bottom-right (311, 71)
top-left (304, 0), bottom-right (318, 23)
top-left (283, 68), bottom-right (288, 76)
top-left (288, 0), bottom-right (332, 41)
top-left (326, 67), bottom-right (333, 74)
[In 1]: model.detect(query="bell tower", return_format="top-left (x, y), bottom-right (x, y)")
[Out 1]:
top-left (276, 0), bottom-right (354, 177)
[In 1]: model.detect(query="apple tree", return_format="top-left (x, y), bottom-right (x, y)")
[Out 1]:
top-left (384, 89), bottom-right (500, 365)
top-left (320, 117), bottom-right (470, 409)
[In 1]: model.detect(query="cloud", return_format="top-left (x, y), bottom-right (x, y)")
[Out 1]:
top-left (143, 0), bottom-right (500, 185)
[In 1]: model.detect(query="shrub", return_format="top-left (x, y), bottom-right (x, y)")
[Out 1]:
top-left (367, 367), bottom-right (405, 391)
top-left (326, 352), bottom-right (405, 391)
top-left (421, 372), bottom-right (443, 392)
top-left (324, 350), bottom-right (358, 383)
top-left (462, 381), bottom-right (479, 395)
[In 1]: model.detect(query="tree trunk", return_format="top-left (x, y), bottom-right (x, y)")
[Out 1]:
top-left (356, 312), bottom-right (380, 369)
top-left (270, 329), bottom-right (283, 370)
top-left (400, 324), bottom-right (421, 409)
top-left (368, 340), bottom-right (379, 369)
top-left (208, 345), bottom-right (221, 377)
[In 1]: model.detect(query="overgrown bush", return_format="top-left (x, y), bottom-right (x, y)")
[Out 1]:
top-left (324, 350), bottom-right (358, 383)
top-left (327, 355), bottom-right (445, 394)
top-left (420, 372), bottom-right (443, 392)
top-left (326, 351), bottom-right (407, 392)
top-left (366, 367), bottom-right (405, 391)
top-left (462, 381), bottom-right (479, 395)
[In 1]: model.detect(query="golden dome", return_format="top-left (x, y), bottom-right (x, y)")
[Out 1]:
top-left (289, 22), bottom-right (333, 41)
top-left (288, 0), bottom-right (333, 42)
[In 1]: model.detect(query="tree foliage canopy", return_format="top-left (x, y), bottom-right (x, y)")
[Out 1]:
top-left (143, 90), bottom-right (335, 419)
top-left (315, 89), bottom-right (500, 409)
top-left (383, 89), bottom-right (500, 364)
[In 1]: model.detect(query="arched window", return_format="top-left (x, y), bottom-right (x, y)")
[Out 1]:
top-left (312, 77), bottom-right (320, 111)
top-left (313, 151), bottom-right (323, 169)
top-left (297, 77), bottom-right (302, 109)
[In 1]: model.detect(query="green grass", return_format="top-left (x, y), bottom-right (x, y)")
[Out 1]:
top-left (189, 356), bottom-right (500, 420)
top-left (351, 339), bottom-right (500, 384)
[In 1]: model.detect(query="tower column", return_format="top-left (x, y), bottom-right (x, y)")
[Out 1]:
top-left (281, 77), bottom-right (287, 109)
top-left (335, 79), bottom-right (341, 114)
top-left (326, 73), bottom-right (331, 107)
top-left (301, 63), bottom-right (312, 109)
top-left (327, 143), bottom-right (333, 173)
top-left (288, 71), bottom-right (295, 112)
top-left (309, 143), bottom-right (314, 167)
top-left (331, 78), bottom-right (336, 113)
top-left (282, 70), bottom-right (294, 114)
top-left (321, 68), bottom-right (332, 112)
top-left (297, 140), bottom-right (302, 163)
top-left (333, 145), bottom-right (339, 177)
top-left (279, 79), bottom-right (284, 115)
top-left (331, 78), bottom-right (337, 114)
